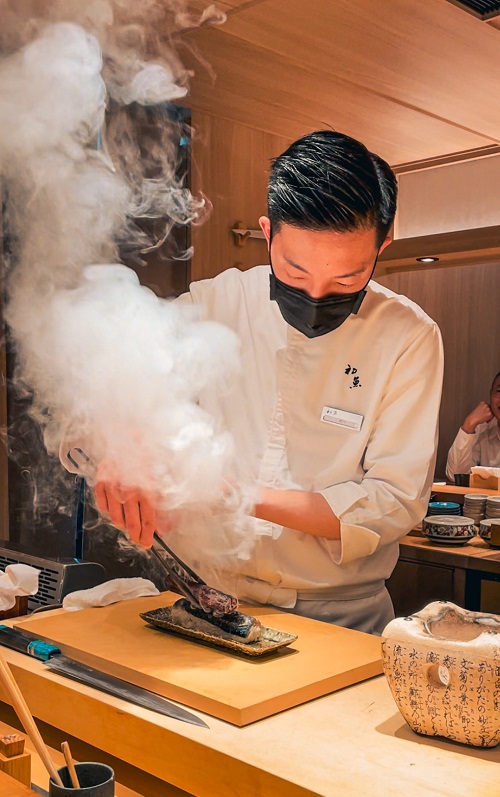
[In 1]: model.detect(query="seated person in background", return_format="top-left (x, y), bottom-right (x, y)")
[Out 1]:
top-left (446, 371), bottom-right (500, 481)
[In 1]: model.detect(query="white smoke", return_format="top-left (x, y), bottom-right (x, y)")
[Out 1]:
top-left (43, 264), bottom-right (240, 507)
top-left (0, 2), bottom-right (256, 579)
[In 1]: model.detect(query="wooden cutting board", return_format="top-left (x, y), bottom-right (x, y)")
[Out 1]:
top-left (14, 593), bottom-right (382, 726)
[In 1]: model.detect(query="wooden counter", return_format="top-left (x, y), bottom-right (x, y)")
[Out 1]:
top-left (387, 486), bottom-right (500, 616)
top-left (0, 716), bottom-right (143, 797)
top-left (0, 630), bottom-right (499, 797)
top-left (391, 532), bottom-right (500, 613)
top-left (0, 770), bottom-right (38, 797)
top-left (400, 530), bottom-right (500, 571)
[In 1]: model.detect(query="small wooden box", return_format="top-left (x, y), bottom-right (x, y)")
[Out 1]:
top-left (0, 735), bottom-right (30, 787)
top-left (0, 734), bottom-right (25, 757)
top-left (0, 596), bottom-right (29, 622)
top-left (469, 472), bottom-right (500, 490)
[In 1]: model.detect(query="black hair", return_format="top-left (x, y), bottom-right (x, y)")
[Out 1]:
top-left (492, 372), bottom-right (500, 386)
top-left (268, 130), bottom-right (397, 247)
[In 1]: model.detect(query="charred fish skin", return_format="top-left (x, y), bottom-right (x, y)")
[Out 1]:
top-left (173, 598), bottom-right (262, 643)
top-left (187, 584), bottom-right (238, 616)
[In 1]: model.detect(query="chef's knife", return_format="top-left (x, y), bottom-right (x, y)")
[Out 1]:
top-left (0, 625), bottom-right (209, 728)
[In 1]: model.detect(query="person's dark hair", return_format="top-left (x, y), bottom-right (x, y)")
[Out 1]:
top-left (492, 372), bottom-right (500, 386)
top-left (268, 130), bottom-right (397, 247)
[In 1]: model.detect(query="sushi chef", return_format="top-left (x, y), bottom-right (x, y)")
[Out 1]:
top-left (88, 130), bottom-right (445, 634)
top-left (446, 371), bottom-right (500, 480)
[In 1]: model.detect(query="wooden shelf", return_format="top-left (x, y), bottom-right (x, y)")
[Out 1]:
top-left (431, 482), bottom-right (500, 497)
top-left (376, 225), bottom-right (500, 274)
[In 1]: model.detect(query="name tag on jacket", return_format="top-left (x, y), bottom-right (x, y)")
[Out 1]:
top-left (321, 406), bottom-right (364, 431)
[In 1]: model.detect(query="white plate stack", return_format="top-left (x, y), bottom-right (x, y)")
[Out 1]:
top-left (486, 496), bottom-right (500, 519)
top-left (463, 494), bottom-right (488, 525)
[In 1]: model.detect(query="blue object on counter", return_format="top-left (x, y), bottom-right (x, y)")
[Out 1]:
top-left (27, 639), bottom-right (62, 661)
top-left (427, 501), bottom-right (462, 516)
top-left (0, 624), bottom-right (61, 660)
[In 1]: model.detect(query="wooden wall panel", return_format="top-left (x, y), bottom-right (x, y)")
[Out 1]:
top-left (215, 0), bottom-right (500, 142)
top-left (0, 209), bottom-right (8, 538)
top-left (184, 28), bottom-right (489, 163)
top-left (377, 263), bottom-right (500, 480)
top-left (190, 112), bottom-right (289, 280)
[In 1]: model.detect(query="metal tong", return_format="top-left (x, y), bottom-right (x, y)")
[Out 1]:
top-left (150, 533), bottom-right (208, 608)
top-left (65, 448), bottom-right (236, 615)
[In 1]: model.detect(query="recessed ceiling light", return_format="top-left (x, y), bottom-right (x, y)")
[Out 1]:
top-left (416, 256), bottom-right (439, 263)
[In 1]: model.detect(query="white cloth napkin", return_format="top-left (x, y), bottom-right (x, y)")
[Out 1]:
top-left (62, 577), bottom-right (160, 611)
top-left (471, 466), bottom-right (500, 478)
top-left (0, 564), bottom-right (40, 611)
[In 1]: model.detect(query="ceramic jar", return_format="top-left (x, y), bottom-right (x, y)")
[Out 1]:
top-left (382, 601), bottom-right (500, 747)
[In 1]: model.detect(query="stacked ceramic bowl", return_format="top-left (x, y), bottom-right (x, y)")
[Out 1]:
top-left (486, 496), bottom-right (500, 519)
top-left (427, 501), bottom-right (461, 516)
top-left (463, 494), bottom-right (488, 525)
top-left (422, 515), bottom-right (475, 545)
top-left (478, 518), bottom-right (495, 544)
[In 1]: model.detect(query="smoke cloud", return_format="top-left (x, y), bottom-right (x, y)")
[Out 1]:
top-left (0, 1), bottom-right (257, 584)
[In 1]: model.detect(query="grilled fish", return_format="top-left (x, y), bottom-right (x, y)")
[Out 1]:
top-left (170, 598), bottom-right (262, 643)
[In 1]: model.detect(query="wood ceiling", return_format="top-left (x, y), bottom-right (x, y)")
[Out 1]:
top-left (182, 0), bottom-right (500, 166)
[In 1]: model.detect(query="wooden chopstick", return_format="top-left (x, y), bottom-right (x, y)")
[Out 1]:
top-left (61, 741), bottom-right (80, 788)
top-left (0, 647), bottom-right (63, 786)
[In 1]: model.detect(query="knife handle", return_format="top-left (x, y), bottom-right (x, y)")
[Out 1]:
top-left (0, 625), bottom-right (61, 661)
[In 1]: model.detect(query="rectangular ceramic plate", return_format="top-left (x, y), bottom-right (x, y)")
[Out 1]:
top-left (140, 606), bottom-right (298, 657)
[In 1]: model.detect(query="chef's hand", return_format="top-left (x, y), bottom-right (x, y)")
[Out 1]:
top-left (94, 482), bottom-right (157, 548)
top-left (94, 475), bottom-right (259, 547)
top-left (461, 401), bottom-right (493, 434)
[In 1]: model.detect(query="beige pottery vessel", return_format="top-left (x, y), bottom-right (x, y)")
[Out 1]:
top-left (382, 601), bottom-right (500, 747)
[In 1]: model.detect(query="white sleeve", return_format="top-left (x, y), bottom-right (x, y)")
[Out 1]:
top-left (319, 322), bottom-right (444, 565)
top-left (174, 288), bottom-right (194, 306)
top-left (445, 428), bottom-right (481, 482)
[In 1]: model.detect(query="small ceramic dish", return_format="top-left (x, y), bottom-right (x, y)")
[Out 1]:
top-left (140, 606), bottom-right (298, 657)
top-left (422, 515), bottom-right (475, 545)
top-left (478, 518), bottom-right (500, 544)
top-left (427, 502), bottom-right (461, 515)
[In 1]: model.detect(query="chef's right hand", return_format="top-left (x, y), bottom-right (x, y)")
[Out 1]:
top-left (94, 482), bottom-right (157, 548)
top-left (461, 401), bottom-right (494, 434)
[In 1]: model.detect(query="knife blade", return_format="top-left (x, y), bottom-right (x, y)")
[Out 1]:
top-left (0, 625), bottom-right (208, 728)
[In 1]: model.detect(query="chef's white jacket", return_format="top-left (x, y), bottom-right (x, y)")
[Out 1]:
top-left (446, 420), bottom-right (500, 481)
top-left (179, 266), bottom-right (444, 610)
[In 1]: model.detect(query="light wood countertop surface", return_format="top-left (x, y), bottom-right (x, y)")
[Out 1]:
top-left (0, 624), bottom-right (499, 797)
top-left (0, 769), bottom-right (38, 797)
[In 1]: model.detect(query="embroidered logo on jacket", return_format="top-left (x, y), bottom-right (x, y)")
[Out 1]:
top-left (345, 364), bottom-right (362, 389)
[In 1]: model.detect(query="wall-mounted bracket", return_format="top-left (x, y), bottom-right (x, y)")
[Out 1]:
top-left (232, 221), bottom-right (266, 247)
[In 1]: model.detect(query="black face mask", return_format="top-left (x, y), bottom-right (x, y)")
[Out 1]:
top-left (269, 253), bottom-right (376, 338)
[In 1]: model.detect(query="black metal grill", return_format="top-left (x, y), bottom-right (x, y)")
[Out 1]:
top-left (0, 551), bottom-right (60, 609)
top-left (0, 545), bottom-right (107, 612)
top-left (447, 0), bottom-right (500, 18)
